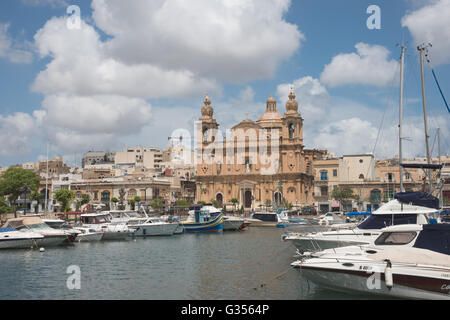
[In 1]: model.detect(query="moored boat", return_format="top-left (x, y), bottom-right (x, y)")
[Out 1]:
top-left (0, 227), bottom-right (44, 249)
top-left (181, 205), bottom-right (223, 233)
top-left (130, 217), bottom-right (179, 236)
top-left (291, 224), bottom-right (450, 299)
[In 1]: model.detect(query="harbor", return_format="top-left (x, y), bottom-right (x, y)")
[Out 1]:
top-left (0, 0), bottom-right (449, 305)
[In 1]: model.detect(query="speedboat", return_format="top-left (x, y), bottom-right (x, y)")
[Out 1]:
top-left (247, 210), bottom-right (289, 227)
top-left (73, 227), bottom-right (103, 242)
top-left (80, 212), bottom-right (134, 240)
top-left (291, 224), bottom-right (450, 299)
top-left (0, 227), bottom-right (44, 249)
top-left (107, 210), bottom-right (148, 225)
top-left (130, 217), bottom-right (179, 236)
top-left (2, 216), bottom-right (76, 246)
top-left (181, 205), bottom-right (223, 233)
top-left (312, 212), bottom-right (345, 226)
top-left (282, 192), bottom-right (438, 253)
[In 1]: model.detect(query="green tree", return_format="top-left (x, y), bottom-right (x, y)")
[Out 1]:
top-left (0, 167), bottom-right (40, 217)
top-left (231, 198), bottom-right (239, 211)
top-left (128, 199), bottom-right (136, 210)
top-left (54, 189), bottom-right (75, 213)
top-left (0, 197), bottom-right (12, 216)
top-left (331, 186), bottom-right (359, 211)
top-left (175, 199), bottom-right (190, 208)
top-left (211, 199), bottom-right (220, 209)
top-left (265, 199), bottom-right (272, 210)
top-left (111, 197), bottom-right (119, 209)
top-left (282, 199), bottom-right (293, 210)
top-left (197, 201), bottom-right (206, 205)
top-left (151, 198), bottom-right (164, 210)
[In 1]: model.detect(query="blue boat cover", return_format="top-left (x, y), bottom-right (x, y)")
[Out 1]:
top-left (0, 227), bottom-right (16, 233)
top-left (413, 224), bottom-right (450, 255)
top-left (394, 192), bottom-right (440, 210)
top-left (346, 212), bottom-right (372, 216)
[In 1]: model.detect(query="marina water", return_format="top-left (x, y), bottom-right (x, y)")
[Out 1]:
top-left (0, 227), bottom-right (378, 300)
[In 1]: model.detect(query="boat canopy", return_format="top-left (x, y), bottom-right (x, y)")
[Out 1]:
top-left (413, 224), bottom-right (450, 255)
top-left (0, 227), bottom-right (16, 233)
top-left (346, 212), bottom-right (372, 216)
top-left (2, 217), bottom-right (43, 229)
top-left (394, 192), bottom-right (440, 210)
top-left (358, 214), bottom-right (418, 230)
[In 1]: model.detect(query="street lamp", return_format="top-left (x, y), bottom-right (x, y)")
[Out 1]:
top-left (277, 180), bottom-right (281, 208)
top-left (199, 182), bottom-right (202, 202)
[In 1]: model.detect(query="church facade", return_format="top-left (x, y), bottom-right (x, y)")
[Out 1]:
top-left (195, 90), bottom-right (323, 210)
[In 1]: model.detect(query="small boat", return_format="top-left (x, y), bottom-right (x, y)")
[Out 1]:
top-left (247, 210), bottom-right (289, 227)
top-left (73, 227), bottom-right (103, 242)
top-left (0, 227), bottom-right (44, 249)
top-left (130, 217), bottom-right (179, 236)
top-left (3, 216), bottom-right (76, 246)
top-left (311, 212), bottom-right (345, 226)
top-left (193, 204), bottom-right (245, 231)
top-left (107, 210), bottom-right (148, 225)
top-left (181, 205), bottom-right (223, 233)
top-left (80, 212), bottom-right (134, 240)
top-left (291, 224), bottom-right (450, 299)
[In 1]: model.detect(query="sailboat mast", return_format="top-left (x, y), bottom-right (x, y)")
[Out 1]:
top-left (399, 45), bottom-right (405, 193)
top-left (417, 44), bottom-right (433, 191)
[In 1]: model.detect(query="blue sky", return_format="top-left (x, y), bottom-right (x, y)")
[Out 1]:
top-left (0, 0), bottom-right (449, 167)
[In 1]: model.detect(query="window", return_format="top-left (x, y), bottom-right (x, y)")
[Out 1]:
top-left (359, 174), bottom-right (364, 180)
top-left (374, 232), bottom-right (417, 246)
top-left (359, 159), bottom-right (363, 163)
top-left (333, 169), bottom-right (338, 177)
top-left (320, 186), bottom-right (328, 196)
top-left (358, 214), bottom-right (417, 230)
top-left (387, 173), bottom-right (393, 182)
top-left (288, 123), bottom-right (295, 139)
top-left (320, 170), bottom-right (328, 181)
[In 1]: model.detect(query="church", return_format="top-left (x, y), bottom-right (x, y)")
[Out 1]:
top-left (195, 89), bottom-right (323, 211)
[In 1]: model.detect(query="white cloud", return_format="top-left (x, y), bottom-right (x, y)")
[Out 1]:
top-left (402, 0), bottom-right (450, 66)
top-left (320, 43), bottom-right (399, 87)
top-left (0, 23), bottom-right (32, 64)
top-left (91, 0), bottom-right (303, 83)
top-left (0, 112), bottom-right (42, 156)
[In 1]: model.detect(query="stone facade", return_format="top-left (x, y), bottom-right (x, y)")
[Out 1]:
top-left (195, 91), bottom-right (322, 210)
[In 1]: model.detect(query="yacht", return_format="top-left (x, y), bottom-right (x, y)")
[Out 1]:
top-left (130, 217), bottom-right (179, 236)
top-left (282, 192), bottom-right (438, 253)
top-left (2, 216), bottom-right (76, 246)
top-left (80, 212), bottom-right (135, 240)
top-left (291, 224), bottom-right (450, 299)
top-left (0, 227), bottom-right (44, 249)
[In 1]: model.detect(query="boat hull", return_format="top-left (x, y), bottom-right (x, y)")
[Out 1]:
top-left (0, 238), bottom-right (40, 249)
top-left (181, 215), bottom-right (223, 233)
top-left (76, 232), bottom-right (103, 242)
top-left (291, 238), bottom-right (371, 253)
top-left (299, 265), bottom-right (450, 300)
top-left (133, 223), bottom-right (179, 236)
top-left (223, 219), bottom-right (244, 231)
top-left (101, 231), bottom-right (133, 240)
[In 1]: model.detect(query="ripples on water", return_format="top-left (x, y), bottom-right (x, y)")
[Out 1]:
top-left (0, 227), bottom-right (373, 300)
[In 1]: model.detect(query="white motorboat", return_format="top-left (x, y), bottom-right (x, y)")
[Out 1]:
top-left (80, 212), bottom-right (134, 240)
top-left (291, 224), bottom-right (450, 299)
top-left (130, 217), bottom-right (179, 236)
top-left (3, 216), bottom-right (76, 246)
top-left (0, 227), bottom-right (44, 249)
top-left (283, 195), bottom-right (437, 253)
top-left (312, 212), bottom-right (345, 226)
top-left (222, 215), bottom-right (246, 231)
top-left (247, 210), bottom-right (289, 227)
top-left (107, 210), bottom-right (148, 226)
top-left (73, 227), bottom-right (103, 242)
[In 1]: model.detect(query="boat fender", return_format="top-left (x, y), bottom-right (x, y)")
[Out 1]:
top-left (384, 260), bottom-right (393, 290)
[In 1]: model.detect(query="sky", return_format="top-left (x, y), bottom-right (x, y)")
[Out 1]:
top-left (0, 0), bottom-right (449, 167)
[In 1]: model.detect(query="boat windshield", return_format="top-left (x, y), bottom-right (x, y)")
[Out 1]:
top-left (27, 223), bottom-right (52, 230)
top-left (358, 214), bottom-right (417, 230)
top-left (374, 232), bottom-right (417, 245)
